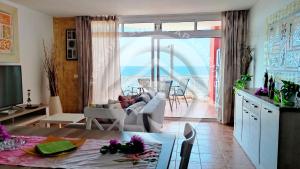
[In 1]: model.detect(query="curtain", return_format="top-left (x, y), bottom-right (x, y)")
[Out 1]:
top-left (219, 10), bottom-right (249, 124)
top-left (91, 16), bottom-right (121, 104)
top-left (76, 16), bottom-right (93, 112)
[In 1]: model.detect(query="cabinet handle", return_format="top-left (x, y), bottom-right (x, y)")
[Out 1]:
top-left (251, 104), bottom-right (258, 108)
top-left (254, 117), bottom-right (258, 120)
top-left (264, 108), bottom-right (272, 113)
top-left (244, 111), bottom-right (249, 114)
top-left (244, 100), bottom-right (249, 103)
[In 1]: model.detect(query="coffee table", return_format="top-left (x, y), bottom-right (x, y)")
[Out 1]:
top-left (39, 113), bottom-right (85, 128)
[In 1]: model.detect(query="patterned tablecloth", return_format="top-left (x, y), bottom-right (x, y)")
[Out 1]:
top-left (0, 136), bottom-right (162, 169)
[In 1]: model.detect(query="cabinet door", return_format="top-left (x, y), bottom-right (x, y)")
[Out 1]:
top-left (234, 92), bottom-right (243, 143)
top-left (260, 106), bottom-right (279, 169)
top-left (242, 109), bottom-right (250, 154)
top-left (249, 112), bottom-right (260, 167)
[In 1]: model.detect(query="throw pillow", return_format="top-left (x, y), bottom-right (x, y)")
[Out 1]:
top-left (118, 95), bottom-right (136, 109)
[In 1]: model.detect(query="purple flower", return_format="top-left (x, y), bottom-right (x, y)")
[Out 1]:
top-left (130, 135), bottom-right (145, 152)
top-left (0, 125), bottom-right (11, 141)
top-left (109, 139), bottom-right (119, 146)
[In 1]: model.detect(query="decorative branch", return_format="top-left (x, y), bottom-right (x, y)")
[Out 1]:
top-left (42, 40), bottom-right (59, 97)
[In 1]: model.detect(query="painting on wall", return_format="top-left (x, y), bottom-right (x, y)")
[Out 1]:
top-left (0, 2), bottom-right (19, 63)
top-left (265, 0), bottom-right (300, 84)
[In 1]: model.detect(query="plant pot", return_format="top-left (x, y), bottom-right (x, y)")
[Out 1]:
top-left (281, 92), bottom-right (296, 107)
top-left (245, 81), bottom-right (251, 89)
top-left (49, 96), bottom-right (63, 115)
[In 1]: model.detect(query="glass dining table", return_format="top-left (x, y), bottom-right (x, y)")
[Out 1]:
top-left (2, 126), bottom-right (176, 169)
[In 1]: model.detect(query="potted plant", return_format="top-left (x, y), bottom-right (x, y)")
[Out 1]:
top-left (280, 80), bottom-right (300, 106)
top-left (234, 74), bottom-right (252, 90)
top-left (42, 41), bottom-right (63, 115)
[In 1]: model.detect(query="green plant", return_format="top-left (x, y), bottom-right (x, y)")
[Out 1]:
top-left (234, 74), bottom-right (252, 90)
top-left (273, 88), bottom-right (281, 104)
top-left (280, 80), bottom-right (300, 106)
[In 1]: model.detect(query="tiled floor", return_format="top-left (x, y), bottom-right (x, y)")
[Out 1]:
top-left (164, 99), bottom-right (217, 119)
top-left (162, 120), bottom-right (255, 169)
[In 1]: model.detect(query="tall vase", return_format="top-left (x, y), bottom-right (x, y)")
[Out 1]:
top-left (49, 96), bottom-right (63, 115)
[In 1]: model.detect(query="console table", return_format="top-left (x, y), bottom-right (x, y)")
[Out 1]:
top-left (0, 106), bottom-right (47, 126)
top-left (234, 89), bottom-right (300, 169)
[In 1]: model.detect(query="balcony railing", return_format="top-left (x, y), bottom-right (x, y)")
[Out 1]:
top-left (121, 75), bottom-right (209, 99)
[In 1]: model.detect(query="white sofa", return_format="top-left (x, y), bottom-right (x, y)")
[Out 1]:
top-left (84, 92), bottom-right (166, 132)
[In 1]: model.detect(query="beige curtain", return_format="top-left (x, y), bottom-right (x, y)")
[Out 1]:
top-left (219, 10), bottom-right (249, 124)
top-left (76, 16), bottom-right (93, 112)
top-left (91, 16), bottom-right (121, 104)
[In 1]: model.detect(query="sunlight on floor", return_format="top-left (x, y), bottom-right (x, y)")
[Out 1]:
top-left (164, 98), bottom-right (217, 119)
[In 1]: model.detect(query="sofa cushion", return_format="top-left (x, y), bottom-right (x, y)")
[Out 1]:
top-left (135, 93), bottom-right (151, 103)
top-left (118, 95), bottom-right (135, 109)
top-left (125, 101), bottom-right (146, 124)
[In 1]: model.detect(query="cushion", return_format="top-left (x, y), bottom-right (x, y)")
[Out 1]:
top-left (126, 101), bottom-right (146, 115)
top-left (118, 95), bottom-right (136, 109)
top-left (135, 93), bottom-right (151, 103)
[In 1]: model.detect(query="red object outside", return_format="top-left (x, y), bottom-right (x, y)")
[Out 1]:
top-left (208, 26), bottom-right (221, 104)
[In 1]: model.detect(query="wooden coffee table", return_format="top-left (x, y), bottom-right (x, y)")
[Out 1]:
top-left (39, 113), bottom-right (85, 128)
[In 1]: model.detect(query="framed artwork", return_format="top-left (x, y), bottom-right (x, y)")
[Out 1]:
top-left (66, 29), bottom-right (77, 60)
top-left (265, 0), bottom-right (300, 84)
top-left (0, 2), bottom-right (19, 63)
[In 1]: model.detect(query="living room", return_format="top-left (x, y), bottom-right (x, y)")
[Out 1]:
top-left (0, 0), bottom-right (300, 169)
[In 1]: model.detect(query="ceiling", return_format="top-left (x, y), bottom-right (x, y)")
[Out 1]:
top-left (10, 0), bottom-right (258, 17)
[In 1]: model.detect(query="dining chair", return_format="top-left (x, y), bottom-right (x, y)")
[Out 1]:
top-left (173, 78), bottom-right (190, 106)
top-left (138, 78), bottom-right (151, 93)
top-left (158, 80), bottom-right (174, 111)
top-left (179, 123), bottom-right (197, 169)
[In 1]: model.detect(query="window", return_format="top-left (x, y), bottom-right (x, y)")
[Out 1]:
top-left (197, 21), bottom-right (221, 30)
top-left (123, 23), bottom-right (155, 32)
top-left (162, 22), bottom-right (195, 31)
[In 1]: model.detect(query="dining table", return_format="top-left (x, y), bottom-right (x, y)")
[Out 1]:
top-left (1, 126), bottom-right (176, 169)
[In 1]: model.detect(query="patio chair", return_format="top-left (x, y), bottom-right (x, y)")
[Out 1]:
top-left (173, 79), bottom-right (190, 106)
top-left (158, 80), bottom-right (174, 111)
top-left (138, 78), bottom-right (151, 93)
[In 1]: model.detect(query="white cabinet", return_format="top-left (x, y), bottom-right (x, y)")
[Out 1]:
top-left (234, 92), bottom-right (243, 143)
top-left (234, 89), bottom-right (300, 169)
top-left (260, 105), bottom-right (279, 169)
top-left (242, 109), bottom-right (250, 153)
top-left (249, 112), bottom-right (260, 166)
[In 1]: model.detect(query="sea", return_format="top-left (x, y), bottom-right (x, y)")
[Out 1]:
top-left (121, 66), bottom-right (210, 77)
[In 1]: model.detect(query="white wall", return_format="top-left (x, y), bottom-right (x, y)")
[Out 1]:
top-left (249, 0), bottom-right (293, 87)
top-left (0, 0), bottom-right (53, 105)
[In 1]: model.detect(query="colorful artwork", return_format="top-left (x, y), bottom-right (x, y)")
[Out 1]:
top-left (0, 12), bottom-right (12, 53)
top-left (265, 0), bottom-right (300, 84)
top-left (0, 2), bottom-right (19, 63)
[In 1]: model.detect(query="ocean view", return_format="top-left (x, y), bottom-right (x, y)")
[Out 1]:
top-left (121, 66), bottom-right (210, 77)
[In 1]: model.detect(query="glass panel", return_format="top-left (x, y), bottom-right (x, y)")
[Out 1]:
top-left (160, 38), bottom-right (221, 99)
top-left (162, 22), bottom-right (195, 31)
top-left (123, 23), bottom-right (154, 32)
top-left (120, 37), bottom-right (152, 95)
top-left (197, 21), bottom-right (221, 30)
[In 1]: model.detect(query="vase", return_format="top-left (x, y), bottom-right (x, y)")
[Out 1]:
top-left (49, 96), bottom-right (63, 115)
